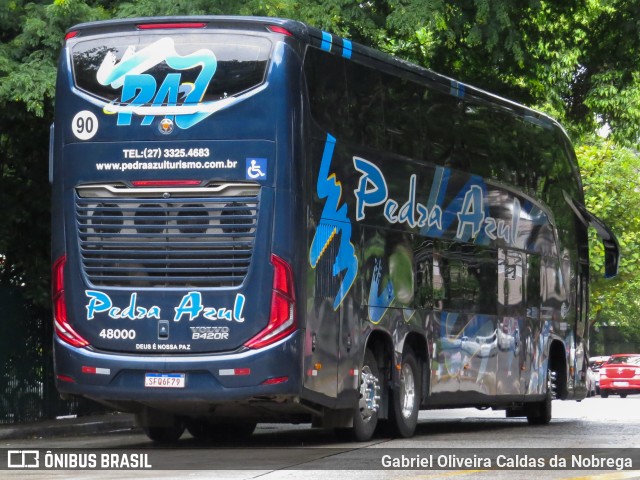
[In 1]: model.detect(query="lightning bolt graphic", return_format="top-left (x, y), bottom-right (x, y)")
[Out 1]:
top-left (309, 134), bottom-right (358, 310)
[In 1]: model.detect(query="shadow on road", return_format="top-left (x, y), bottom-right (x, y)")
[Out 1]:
top-left (123, 413), bottom-right (578, 449)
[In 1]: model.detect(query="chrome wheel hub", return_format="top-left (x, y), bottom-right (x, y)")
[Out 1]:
top-left (359, 366), bottom-right (381, 422)
top-left (399, 362), bottom-right (416, 419)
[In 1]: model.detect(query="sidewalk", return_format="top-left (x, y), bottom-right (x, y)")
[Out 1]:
top-left (0, 413), bottom-right (137, 441)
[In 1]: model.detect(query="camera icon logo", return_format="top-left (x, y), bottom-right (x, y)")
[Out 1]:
top-left (7, 450), bottom-right (40, 469)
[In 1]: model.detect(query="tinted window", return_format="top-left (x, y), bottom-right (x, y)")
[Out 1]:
top-left (383, 75), bottom-right (421, 158)
top-left (305, 47), bottom-right (457, 159)
top-left (434, 242), bottom-right (497, 314)
top-left (304, 47), bottom-right (579, 212)
top-left (72, 33), bottom-right (271, 103)
top-left (414, 238), bottom-right (434, 309)
top-left (460, 103), bottom-right (523, 185)
top-left (526, 254), bottom-right (541, 306)
top-left (305, 50), bottom-right (350, 137)
top-left (346, 61), bottom-right (385, 148)
top-left (498, 249), bottom-right (524, 316)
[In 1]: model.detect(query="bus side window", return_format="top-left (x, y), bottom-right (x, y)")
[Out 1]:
top-left (526, 254), bottom-right (542, 317)
top-left (436, 243), bottom-right (497, 315)
top-left (304, 48), bottom-right (350, 138)
top-left (461, 102), bottom-right (523, 185)
top-left (422, 92), bottom-right (457, 167)
top-left (432, 249), bottom-right (446, 310)
top-left (499, 249), bottom-right (524, 316)
top-left (415, 239), bottom-right (434, 309)
top-left (382, 74), bottom-right (427, 159)
top-left (345, 61), bottom-right (385, 149)
top-left (473, 247), bottom-right (498, 315)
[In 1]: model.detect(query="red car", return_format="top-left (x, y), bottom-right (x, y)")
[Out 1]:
top-left (599, 354), bottom-right (640, 398)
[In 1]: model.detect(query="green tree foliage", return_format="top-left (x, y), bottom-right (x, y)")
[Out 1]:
top-left (1, 1), bottom-right (639, 345)
top-left (0, 0), bottom-right (108, 305)
top-left (292, 0), bottom-right (640, 148)
top-left (577, 140), bottom-right (640, 344)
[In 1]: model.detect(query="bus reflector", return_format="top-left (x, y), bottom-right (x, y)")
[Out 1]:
top-left (261, 376), bottom-right (288, 385)
top-left (81, 366), bottom-right (111, 375)
top-left (137, 23), bottom-right (207, 30)
top-left (52, 255), bottom-right (90, 348)
top-left (64, 31), bottom-right (79, 41)
top-left (244, 254), bottom-right (296, 349)
top-left (219, 368), bottom-right (251, 376)
top-left (267, 26), bottom-right (293, 37)
top-left (131, 180), bottom-right (201, 187)
top-left (56, 374), bottom-right (76, 383)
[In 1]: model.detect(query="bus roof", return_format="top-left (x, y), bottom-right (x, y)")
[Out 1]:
top-left (66, 17), bottom-right (563, 129)
top-left (65, 15), bottom-right (578, 177)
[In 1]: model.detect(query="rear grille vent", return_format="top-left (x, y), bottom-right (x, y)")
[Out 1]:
top-left (75, 183), bottom-right (260, 288)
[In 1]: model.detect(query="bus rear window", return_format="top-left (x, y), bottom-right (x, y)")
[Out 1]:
top-left (71, 33), bottom-right (271, 103)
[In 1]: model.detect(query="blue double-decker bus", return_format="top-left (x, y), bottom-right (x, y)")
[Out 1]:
top-left (51, 16), bottom-right (619, 442)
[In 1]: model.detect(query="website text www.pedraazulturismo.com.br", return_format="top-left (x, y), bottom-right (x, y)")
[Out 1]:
top-left (95, 159), bottom-right (238, 172)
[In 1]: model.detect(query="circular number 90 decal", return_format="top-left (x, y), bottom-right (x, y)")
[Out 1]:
top-left (72, 110), bottom-right (99, 140)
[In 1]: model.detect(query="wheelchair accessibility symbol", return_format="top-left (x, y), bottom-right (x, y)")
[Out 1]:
top-left (246, 158), bottom-right (267, 180)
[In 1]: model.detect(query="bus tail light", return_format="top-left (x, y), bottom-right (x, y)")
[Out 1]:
top-left (262, 376), bottom-right (289, 385)
top-left (56, 374), bottom-right (76, 384)
top-left (244, 255), bottom-right (296, 349)
top-left (52, 255), bottom-right (90, 348)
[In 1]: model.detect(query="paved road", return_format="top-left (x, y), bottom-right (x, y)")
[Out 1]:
top-left (2, 397), bottom-right (640, 479)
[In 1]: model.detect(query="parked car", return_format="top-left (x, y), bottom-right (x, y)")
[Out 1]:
top-left (599, 354), bottom-right (640, 398)
top-left (587, 355), bottom-right (610, 396)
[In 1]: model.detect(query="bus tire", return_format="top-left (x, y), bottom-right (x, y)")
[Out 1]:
top-left (142, 419), bottom-right (185, 443)
top-left (620, 393), bottom-right (627, 398)
top-left (186, 419), bottom-right (215, 441)
top-left (600, 390), bottom-right (609, 398)
top-left (187, 419), bottom-right (256, 441)
top-left (526, 369), bottom-right (552, 425)
top-left (351, 348), bottom-right (381, 442)
top-left (388, 348), bottom-right (420, 438)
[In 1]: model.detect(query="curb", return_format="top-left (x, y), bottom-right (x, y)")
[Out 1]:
top-left (0, 413), bottom-right (137, 441)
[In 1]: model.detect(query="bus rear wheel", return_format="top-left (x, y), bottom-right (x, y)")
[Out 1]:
top-left (350, 348), bottom-right (381, 442)
top-left (141, 419), bottom-right (185, 443)
top-left (388, 348), bottom-right (421, 438)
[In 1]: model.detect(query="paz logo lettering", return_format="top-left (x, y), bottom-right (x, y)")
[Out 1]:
top-left (96, 38), bottom-right (232, 129)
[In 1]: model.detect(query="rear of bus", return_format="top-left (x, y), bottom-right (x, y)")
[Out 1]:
top-left (51, 17), bottom-right (306, 424)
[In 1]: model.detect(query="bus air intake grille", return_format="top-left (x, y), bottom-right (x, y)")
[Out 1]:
top-left (75, 183), bottom-right (260, 288)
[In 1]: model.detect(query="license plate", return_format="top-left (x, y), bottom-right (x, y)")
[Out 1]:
top-left (144, 373), bottom-right (185, 388)
top-left (613, 381), bottom-right (629, 387)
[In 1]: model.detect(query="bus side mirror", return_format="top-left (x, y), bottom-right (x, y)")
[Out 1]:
top-left (585, 209), bottom-right (620, 279)
top-left (564, 193), bottom-right (620, 278)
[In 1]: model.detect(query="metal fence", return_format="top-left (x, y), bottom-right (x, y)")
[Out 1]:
top-left (0, 287), bottom-right (105, 424)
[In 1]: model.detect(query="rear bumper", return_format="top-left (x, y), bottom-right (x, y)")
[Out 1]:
top-left (599, 378), bottom-right (640, 393)
top-left (54, 331), bottom-right (304, 407)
